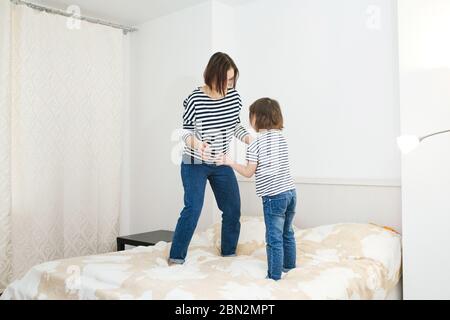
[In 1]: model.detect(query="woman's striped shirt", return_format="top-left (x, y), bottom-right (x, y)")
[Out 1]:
top-left (246, 130), bottom-right (295, 197)
top-left (182, 87), bottom-right (249, 164)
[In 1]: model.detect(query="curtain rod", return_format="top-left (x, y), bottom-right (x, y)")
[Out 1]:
top-left (10, 0), bottom-right (138, 35)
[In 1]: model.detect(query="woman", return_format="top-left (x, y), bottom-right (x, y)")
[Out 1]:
top-left (169, 52), bottom-right (252, 265)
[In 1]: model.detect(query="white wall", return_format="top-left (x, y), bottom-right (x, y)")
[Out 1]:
top-left (231, 0), bottom-right (400, 181)
top-left (129, 1), bottom-right (217, 234)
top-left (210, 0), bottom-right (402, 229)
top-left (398, 0), bottom-right (450, 300)
top-left (239, 179), bottom-right (401, 231)
top-left (211, 0), bottom-right (236, 54)
top-left (129, 0), bottom-right (402, 235)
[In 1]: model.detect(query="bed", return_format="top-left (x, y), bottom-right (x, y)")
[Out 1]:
top-left (0, 216), bottom-right (402, 300)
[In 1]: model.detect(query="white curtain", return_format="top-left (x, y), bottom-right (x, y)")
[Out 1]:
top-left (0, 1), bottom-right (124, 291)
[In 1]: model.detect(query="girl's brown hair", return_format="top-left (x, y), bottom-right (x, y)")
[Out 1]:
top-left (249, 98), bottom-right (284, 131)
top-left (203, 52), bottom-right (239, 97)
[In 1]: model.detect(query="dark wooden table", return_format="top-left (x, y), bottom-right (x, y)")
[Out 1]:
top-left (117, 230), bottom-right (174, 251)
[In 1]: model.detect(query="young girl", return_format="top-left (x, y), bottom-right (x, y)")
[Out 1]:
top-left (219, 98), bottom-right (297, 281)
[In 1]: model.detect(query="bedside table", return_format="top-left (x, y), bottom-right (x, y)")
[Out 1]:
top-left (117, 230), bottom-right (174, 251)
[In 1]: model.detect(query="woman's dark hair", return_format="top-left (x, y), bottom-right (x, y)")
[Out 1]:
top-left (249, 98), bottom-right (284, 131)
top-left (203, 52), bottom-right (239, 96)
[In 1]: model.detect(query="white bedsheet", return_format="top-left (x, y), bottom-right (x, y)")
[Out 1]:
top-left (1, 216), bottom-right (402, 300)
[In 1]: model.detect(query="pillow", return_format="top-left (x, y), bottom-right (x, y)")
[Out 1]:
top-left (299, 223), bottom-right (402, 283)
top-left (212, 215), bottom-right (299, 256)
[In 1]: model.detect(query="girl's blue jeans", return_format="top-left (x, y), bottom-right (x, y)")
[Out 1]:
top-left (262, 189), bottom-right (297, 280)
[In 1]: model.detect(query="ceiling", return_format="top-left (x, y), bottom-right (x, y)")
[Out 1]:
top-left (31, 0), bottom-right (254, 26)
top-left (32, 0), bottom-right (209, 26)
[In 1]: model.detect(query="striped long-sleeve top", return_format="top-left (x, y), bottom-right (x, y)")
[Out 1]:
top-left (182, 87), bottom-right (249, 164)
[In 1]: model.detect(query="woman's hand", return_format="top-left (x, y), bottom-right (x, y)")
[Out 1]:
top-left (186, 136), bottom-right (211, 160)
top-left (196, 140), bottom-right (211, 161)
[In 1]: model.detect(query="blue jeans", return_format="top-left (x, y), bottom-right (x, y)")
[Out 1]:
top-left (262, 189), bottom-right (297, 280)
top-left (169, 157), bottom-right (241, 263)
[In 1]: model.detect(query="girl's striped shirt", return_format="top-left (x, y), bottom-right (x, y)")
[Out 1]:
top-left (182, 87), bottom-right (249, 163)
top-left (246, 130), bottom-right (295, 197)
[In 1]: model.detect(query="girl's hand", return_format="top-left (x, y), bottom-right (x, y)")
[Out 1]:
top-left (244, 134), bottom-right (255, 145)
top-left (216, 153), bottom-right (234, 166)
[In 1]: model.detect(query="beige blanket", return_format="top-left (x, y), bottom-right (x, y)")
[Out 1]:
top-left (1, 216), bottom-right (402, 300)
